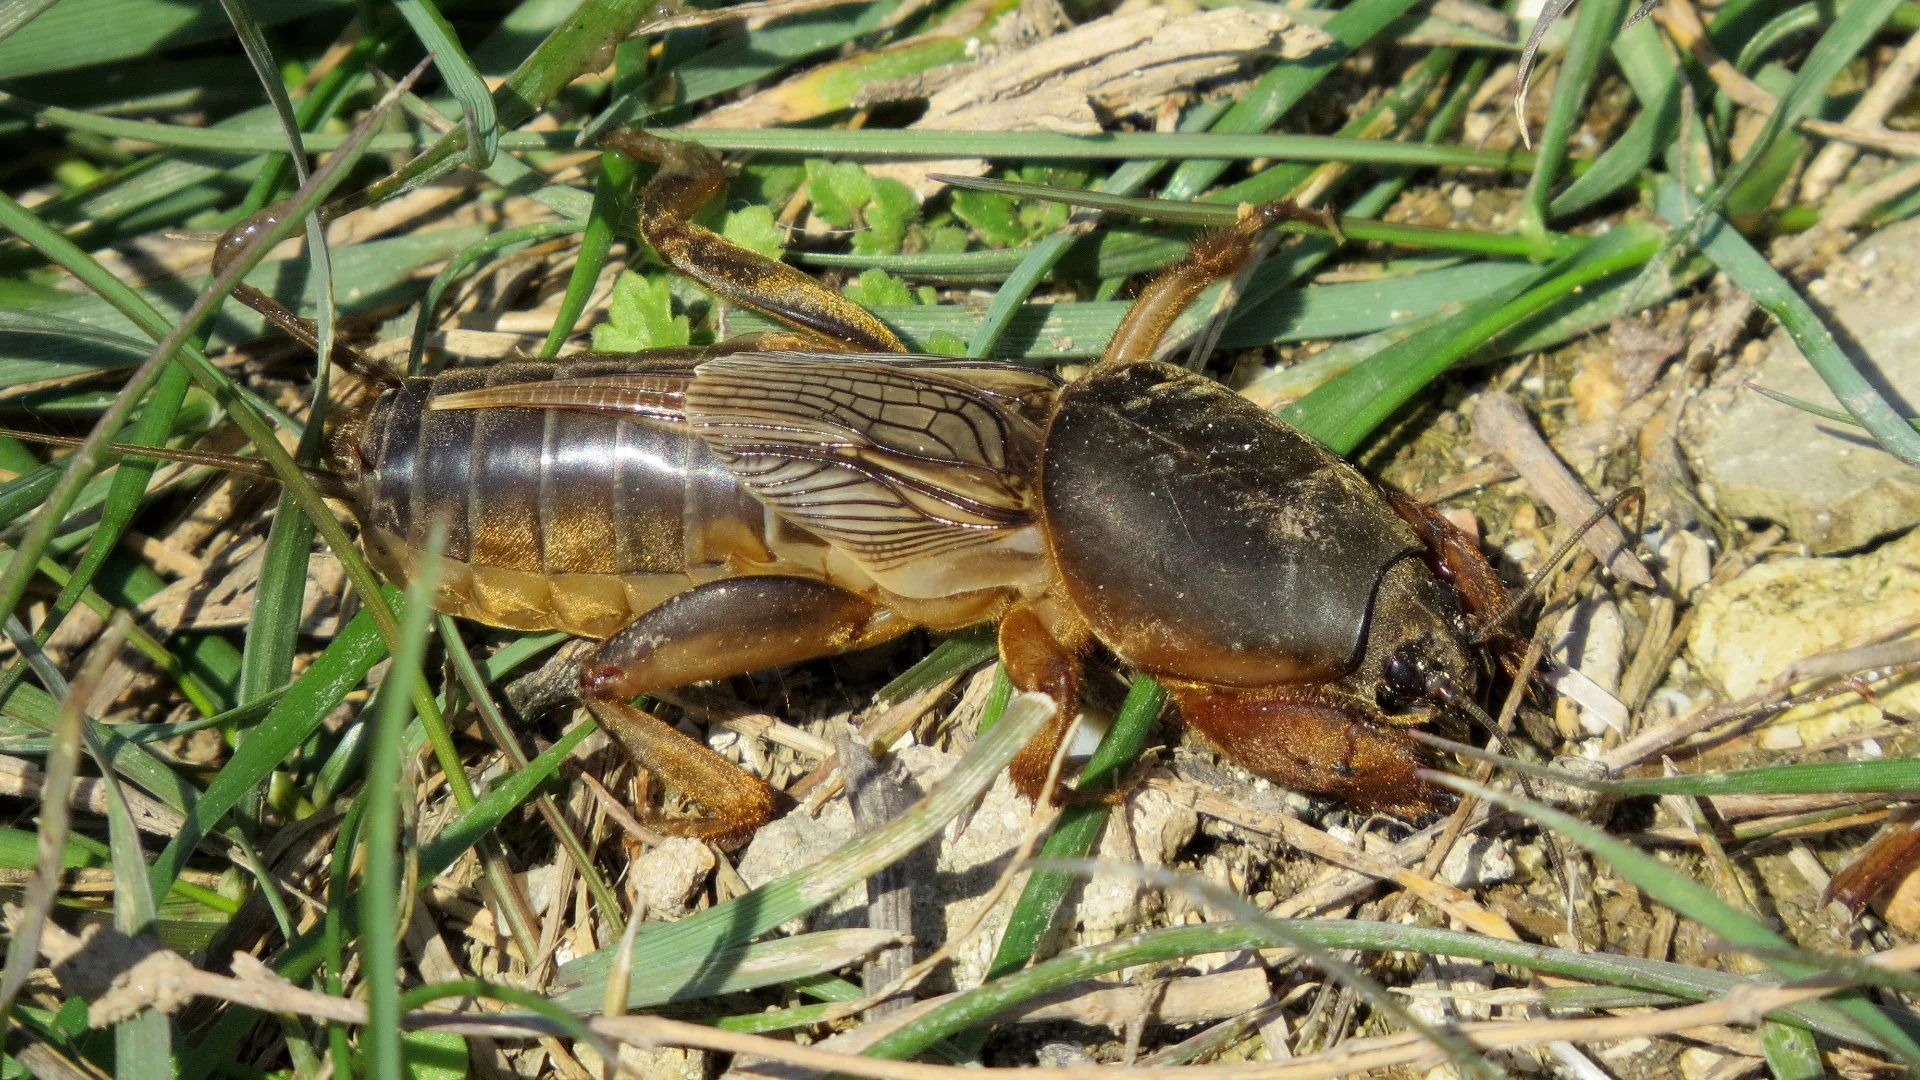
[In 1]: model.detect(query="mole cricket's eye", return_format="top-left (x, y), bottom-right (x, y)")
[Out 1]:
top-left (1377, 650), bottom-right (1427, 712)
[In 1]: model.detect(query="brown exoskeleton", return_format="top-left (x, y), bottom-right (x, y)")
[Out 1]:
top-left (92, 131), bottom-right (1513, 845)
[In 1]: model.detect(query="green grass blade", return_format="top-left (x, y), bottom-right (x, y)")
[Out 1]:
top-left (1676, 0), bottom-right (1903, 232)
top-left (1556, 756), bottom-right (1920, 797)
top-left (862, 917), bottom-right (1898, 1057)
top-left (928, 175), bottom-right (1580, 259)
top-left (1519, 0), bottom-right (1626, 235)
top-left (734, 258), bottom-right (1581, 361)
top-left (874, 626), bottom-right (996, 705)
top-left (356, 0), bottom-right (654, 204)
top-left (362, 530), bottom-right (442, 1080)
top-left (1287, 221), bottom-right (1662, 452)
top-left (1550, 17), bottom-right (1691, 217)
top-left (146, 606), bottom-right (388, 904)
top-left (9, 105), bottom-right (1552, 169)
top-left (984, 676), bottom-right (1166, 981)
top-left (409, 220), bottom-right (585, 372)
top-left (0, 0), bottom-right (351, 79)
top-left (435, 613), bottom-right (626, 934)
top-left (1763, 1020), bottom-right (1827, 1080)
top-left (394, 0), bottom-right (499, 168)
top-left (414, 719), bottom-right (595, 878)
top-left (966, 228), bottom-right (1078, 358)
top-left (539, 148), bottom-right (631, 358)
top-left (218, 0), bottom-right (332, 826)
top-left (1747, 382), bottom-right (1920, 430)
top-left (1160, 0), bottom-right (1428, 199)
top-left (0, 0), bottom-right (59, 44)
top-left (1654, 180), bottom-right (1920, 465)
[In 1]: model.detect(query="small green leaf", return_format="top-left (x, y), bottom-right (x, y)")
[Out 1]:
top-left (924, 331), bottom-right (969, 356)
top-left (951, 189), bottom-right (1025, 247)
top-left (735, 161), bottom-right (808, 208)
top-left (856, 177), bottom-right (918, 255)
top-left (806, 159), bottom-right (872, 230)
top-left (923, 223), bottom-right (970, 254)
top-left (592, 271), bottom-right (691, 352)
top-left (722, 204), bottom-right (787, 261)
top-left (1013, 164), bottom-right (1086, 237)
top-left (844, 267), bottom-right (915, 308)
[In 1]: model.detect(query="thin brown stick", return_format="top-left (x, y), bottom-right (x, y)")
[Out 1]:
top-left (1653, 0), bottom-right (1777, 115)
top-left (1801, 26), bottom-right (1920, 200)
top-left (1471, 392), bottom-right (1653, 587)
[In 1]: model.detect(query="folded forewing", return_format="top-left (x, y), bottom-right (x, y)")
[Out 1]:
top-left (425, 369), bottom-right (695, 427)
top-left (683, 353), bottom-right (1054, 571)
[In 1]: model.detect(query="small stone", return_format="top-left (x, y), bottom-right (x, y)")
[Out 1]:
top-left (1688, 527), bottom-right (1920, 745)
top-left (1036, 1042), bottom-right (1097, 1068)
top-left (737, 791), bottom-right (863, 933)
top-left (633, 837), bottom-right (716, 920)
top-left (612, 1045), bottom-right (706, 1080)
top-left (1439, 835), bottom-right (1516, 888)
top-left (1684, 217), bottom-right (1920, 554)
top-left (1662, 529), bottom-right (1715, 600)
top-left (1678, 1045), bottom-right (1755, 1080)
top-left (1438, 508), bottom-right (1480, 543)
top-left (1569, 352), bottom-right (1625, 423)
top-left (1552, 597), bottom-right (1626, 737)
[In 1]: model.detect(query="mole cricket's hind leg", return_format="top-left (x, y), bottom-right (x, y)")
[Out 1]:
top-left (581, 576), bottom-right (911, 846)
top-left (586, 699), bottom-right (787, 847)
top-left (1163, 679), bottom-right (1451, 820)
top-left (598, 128), bottom-right (906, 354)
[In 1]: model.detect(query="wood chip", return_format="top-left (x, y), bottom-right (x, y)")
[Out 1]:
top-left (863, 7), bottom-right (1331, 196)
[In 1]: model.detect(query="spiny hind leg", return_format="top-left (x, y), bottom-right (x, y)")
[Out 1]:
top-left (586, 698), bottom-right (786, 848)
top-left (1163, 679), bottom-right (1449, 820)
top-left (598, 129), bottom-right (906, 353)
top-left (1098, 201), bottom-right (1331, 368)
top-left (583, 576), bottom-right (911, 845)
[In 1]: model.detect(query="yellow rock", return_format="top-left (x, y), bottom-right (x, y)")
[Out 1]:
top-left (1687, 528), bottom-right (1920, 747)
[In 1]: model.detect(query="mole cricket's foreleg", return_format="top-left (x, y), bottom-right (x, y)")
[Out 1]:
top-left (581, 576), bottom-right (910, 845)
top-left (598, 128), bottom-right (906, 354)
top-left (1164, 679), bottom-right (1451, 820)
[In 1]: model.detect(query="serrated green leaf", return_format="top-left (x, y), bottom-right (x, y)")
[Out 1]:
top-left (951, 188), bottom-right (1024, 247)
top-left (721, 204), bottom-right (786, 261)
top-left (855, 176), bottom-right (917, 255)
top-left (592, 271), bottom-right (690, 351)
top-left (843, 267), bottom-right (916, 308)
top-left (924, 330), bottom-right (968, 356)
top-left (734, 160), bottom-right (808, 208)
top-left (805, 159), bottom-right (872, 230)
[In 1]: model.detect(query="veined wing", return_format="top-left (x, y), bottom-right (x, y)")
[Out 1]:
top-left (684, 353), bottom-right (1054, 571)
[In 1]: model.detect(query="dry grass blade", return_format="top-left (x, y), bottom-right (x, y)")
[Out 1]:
top-left (0, 612), bottom-right (125, 1018)
top-left (54, 923), bottom-right (1920, 1080)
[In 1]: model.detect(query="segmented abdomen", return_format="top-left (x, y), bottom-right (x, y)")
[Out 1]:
top-left (355, 362), bottom-right (773, 639)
